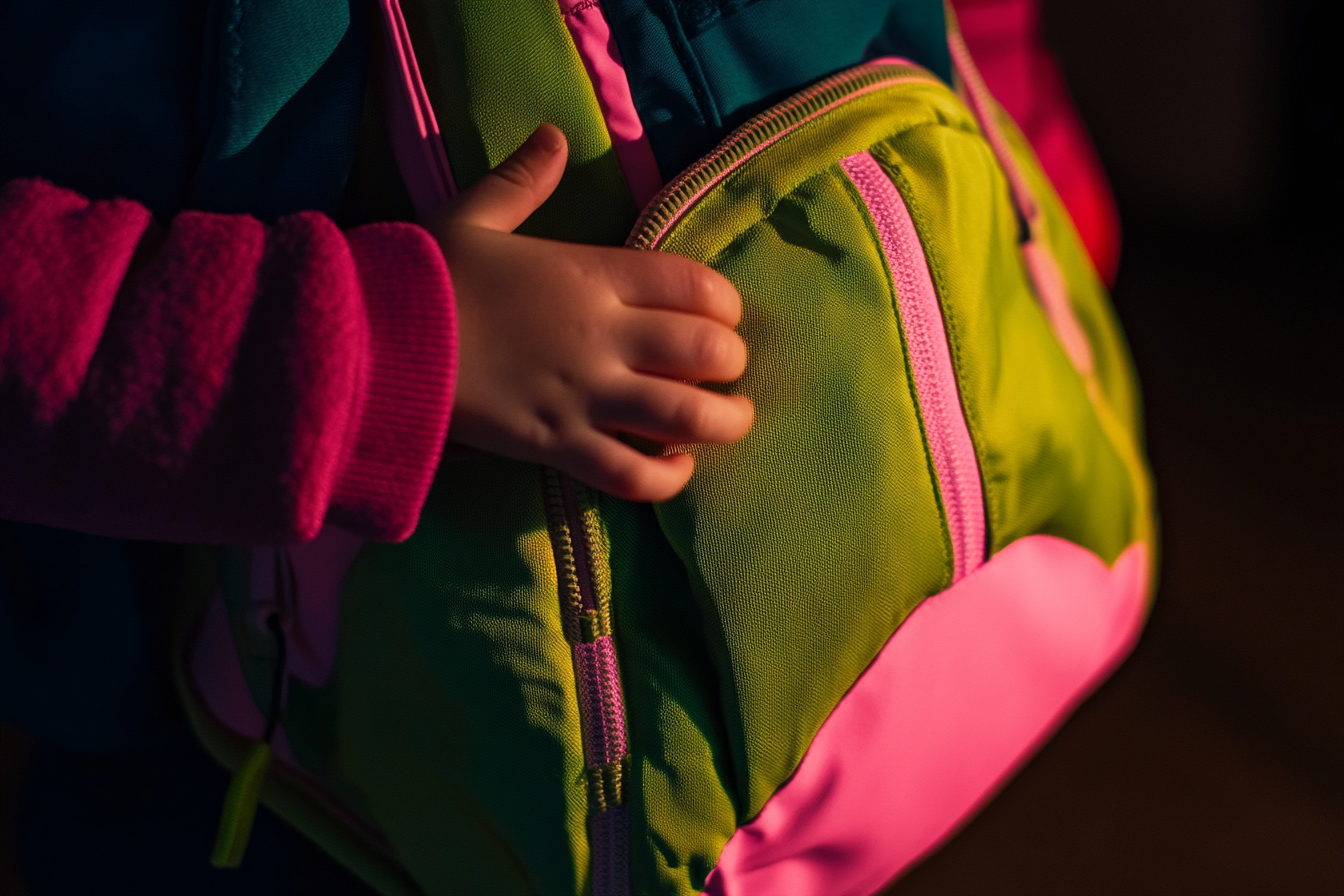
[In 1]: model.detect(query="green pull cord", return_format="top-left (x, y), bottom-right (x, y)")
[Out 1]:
top-left (211, 740), bottom-right (273, 868)
top-left (212, 551), bottom-right (294, 869)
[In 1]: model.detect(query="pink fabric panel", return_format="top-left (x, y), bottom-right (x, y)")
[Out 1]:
top-left (841, 152), bottom-right (985, 581)
top-left (558, 0), bottom-right (664, 209)
top-left (247, 527), bottom-right (366, 689)
top-left (704, 535), bottom-right (1149, 896)
top-left (190, 592), bottom-right (296, 764)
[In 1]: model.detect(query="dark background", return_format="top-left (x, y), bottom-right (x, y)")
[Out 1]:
top-left (892, 0), bottom-right (1344, 892)
top-left (2, 0), bottom-right (1340, 893)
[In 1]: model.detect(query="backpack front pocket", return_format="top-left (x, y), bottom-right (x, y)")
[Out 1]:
top-left (620, 58), bottom-right (1149, 890)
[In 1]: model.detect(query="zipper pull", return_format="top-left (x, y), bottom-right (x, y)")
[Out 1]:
top-left (211, 550), bottom-right (293, 869)
top-left (210, 740), bottom-right (273, 868)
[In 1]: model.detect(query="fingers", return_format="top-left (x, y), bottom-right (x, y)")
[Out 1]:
top-left (615, 254), bottom-right (742, 328)
top-left (562, 436), bottom-right (697, 503)
top-left (595, 380), bottom-right (754, 447)
top-left (621, 310), bottom-right (748, 382)
top-left (448, 124), bottom-right (568, 233)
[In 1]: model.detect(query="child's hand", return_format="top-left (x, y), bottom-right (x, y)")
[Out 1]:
top-left (427, 124), bottom-right (754, 503)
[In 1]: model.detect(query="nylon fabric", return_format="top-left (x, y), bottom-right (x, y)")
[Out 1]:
top-left (324, 456), bottom-right (590, 895)
top-left (188, 0), bottom-right (369, 221)
top-left (868, 129), bottom-right (1136, 563)
top-left (398, 0), bottom-right (636, 244)
top-left (648, 84), bottom-right (970, 818)
top-left (158, 25), bottom-right (1156, 893)
top-left (991, 111), bottom-right (1153, 550)
top-left (603, 498), bottom-right (738, 896)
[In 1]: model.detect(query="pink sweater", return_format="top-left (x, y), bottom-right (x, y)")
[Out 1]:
top-left (0, 177), bottom-right (457, 545)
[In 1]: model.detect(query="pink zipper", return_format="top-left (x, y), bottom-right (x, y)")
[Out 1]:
top-left (947, 27), bottom-right (1094, 377)
top-left (841, 153), bottom-right (986, 582)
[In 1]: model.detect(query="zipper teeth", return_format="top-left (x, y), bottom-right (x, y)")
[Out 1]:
top-left (628, 61), bottom-right (936, 250)
top-left (839, 153), bottom-right (986, 581)
top-left (540, 467), bottom-right (631, 896)
top-left (542, 470), bottom-right (585, 643)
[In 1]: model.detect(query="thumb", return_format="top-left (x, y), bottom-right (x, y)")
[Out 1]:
top-left (445, 124), bottom-right (567, 233)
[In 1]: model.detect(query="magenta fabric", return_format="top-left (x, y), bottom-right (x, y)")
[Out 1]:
top-left (0, 177), bottom-right (457, 545)
top-left (376, 0), bottom-right (457, 214)
top-left (557, 0), bottom-right (665, 210)
top-left (841, 151), bottom-right (985, 581)
top-left (951, 0), bottom-right (1122, 286)
top-left (246, 528), bottom-right (367, 689)
top-left (704, 535), bottom-right (1149, 896)
top-left (190, 592), bottom-right (298, 765)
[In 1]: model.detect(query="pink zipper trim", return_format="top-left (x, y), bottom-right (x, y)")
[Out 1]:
top-left (558, 0), bottom-right (664, 210)
top-left (841, 152), bottom-right (985, 581)
top-left (646, 71), bottom-right (929, 249)
top-left (948, 27), bottom-right (1095, 376)
top-left (376, 0), bottom-right (457, 215)
top-left (947, 28), bottom-right (1037, 230)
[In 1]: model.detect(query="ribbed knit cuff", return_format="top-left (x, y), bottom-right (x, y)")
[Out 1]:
top-left (327, 222), bottom-right (456, 541)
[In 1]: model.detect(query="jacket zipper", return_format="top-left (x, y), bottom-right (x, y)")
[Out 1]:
top-left (540, 468), bottom-right (631, 896)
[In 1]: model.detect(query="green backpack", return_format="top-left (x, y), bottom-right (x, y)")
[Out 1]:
top-left (176, 4), bottom-right (1155, 894)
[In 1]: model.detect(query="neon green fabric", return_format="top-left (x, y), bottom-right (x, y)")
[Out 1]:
top-left (401, 0), bottom-right (636, 245)
top-left (604, 497), bottom-right (737, 894)
top-left (337, 458), bottom-right (590, 895)
top-left (224, 458), bottom-right (585, 895)
top-left (651, 122), bottom-right (955, 819)
top-left (624, 65), bottom-right (1150, 889)
top-left (871, 126), bottom-right (1135, 564)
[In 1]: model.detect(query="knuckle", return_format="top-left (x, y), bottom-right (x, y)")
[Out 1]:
top-left (671, 393), bottom-right (713, 436)
top-left (491, 158), bottom-right (540, 193)
top-left (698, 328), bottom-right (733, 372)
top-left (688, 326), bottom-right (743, 377)
top-left (687, 264), bottom-right (722, 306)
top-left (594, 454), bottom-right (643, 497)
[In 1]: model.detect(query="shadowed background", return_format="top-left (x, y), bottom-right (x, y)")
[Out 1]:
top-left (890, 0), bottom-right (1343, 892)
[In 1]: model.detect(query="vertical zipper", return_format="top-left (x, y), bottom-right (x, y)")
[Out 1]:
top-left (841, 153), bottom-right (987, 582)
top-left (541, 468), bottom-right (631, 896)
top-left (626, 60), bottom-right (986, 583)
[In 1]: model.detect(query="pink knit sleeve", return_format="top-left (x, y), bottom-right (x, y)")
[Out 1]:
top-left (0, 177), bottom-right (455, 544)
